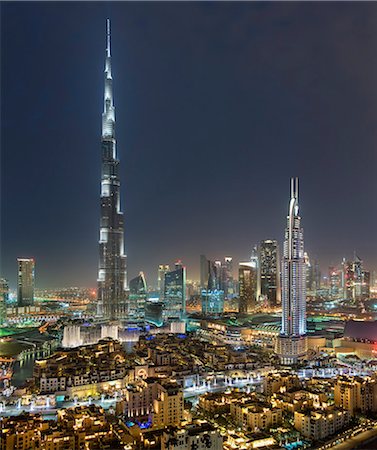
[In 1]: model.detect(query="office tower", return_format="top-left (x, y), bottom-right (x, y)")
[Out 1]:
top-left (361, 270), bottom-right (370, 300)
top-left (259, 240), bottom-right (281, 307)
top-left (200, 255), bottom-right (209, 290)
top-left (145, 299), bottom-right (164, 327)
top-left (128, 272), bottom-right (147, 321)
top-left (304, 252), bottom-right (312, 292)
top-left (222, 257), bottom-right (234, 298)
top-left (276, 178), bottom-right (307, 364)
top-left (0, 278), bottom-right (8, 325)
top-left (163, 265), bottom-right (186, 321)
top-left (158, 265), bottom-right (170, 299)
top-left (353, 256), bottom-right (363, 302)
top-left (238, 260), bottom-right (258, 313)
top-left (201, 260), bottom-right (224, 316)
top-left (343, 259), bottom-right (354, 300)
top-left (329, 266), bottom-right (341, 299)
top-left (97, 19), bottom-right (127, 320)
top-left (17, 258), bottom-right (35, 307)
top-left (175, 260), bottom-right (183, 270)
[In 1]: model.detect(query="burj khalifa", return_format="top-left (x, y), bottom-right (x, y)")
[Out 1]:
top-left (97, 19), bottom-right (127, 320)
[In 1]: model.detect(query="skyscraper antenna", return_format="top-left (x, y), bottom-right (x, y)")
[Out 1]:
top-left (106, 18), bottom-right (111, 57)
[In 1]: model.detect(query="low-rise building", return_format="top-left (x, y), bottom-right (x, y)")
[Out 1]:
top-left (294, 408), bottom-right (351, 440)
top-left (334, 375), bottom-right (377, 415)
top-left (263, 372), bottom-right (301, 396)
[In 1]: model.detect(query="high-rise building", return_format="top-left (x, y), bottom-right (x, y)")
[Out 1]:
top-left (128, 272), bottom-right (147, 321)
top-left (163, 265), bottom-right (186, 322)
top-left (17, 258), bottom-right (35, 307)
top-left (97, 20), bottom-right (127, 321)
top-left (259, 240), bottom-right (281, 307)
top-left (276, 178), bottom-right (307, 364)
top-left (238, 260), bottom-right (258, 313)
top-left (361, 270), bottom-right (370, 300)
top-left (342, 256), bottom-right (369, 303)
top-left (329, 266), bottom-right (341, 299)
top-left (200, 255), bottom-right (209, 290)
top-left (0, 278), bottom-right (8, 325)
top-left (222, 257), bottom-right (234, 298)
top-left (158, 265), bottom-right (170, 299)
top-left (201, 260), bottom-right (225, 316)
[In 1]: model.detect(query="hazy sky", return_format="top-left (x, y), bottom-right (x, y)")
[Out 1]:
top-left (1, 2), bottom-right (377, 289)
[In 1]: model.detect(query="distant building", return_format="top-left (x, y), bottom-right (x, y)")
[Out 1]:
top-left (276, 178), bottom-right (307, 364)
top-left (163, 265), bottom-right (186, 322)
top-left (342, 256), bottom-right (369, 303)
top-left (238, 260), bottom-right (258, 313)
top-left (128, 272), bottom-right (147, 321)
top-left (0, 278), bottom-right (8, 325)
top-left (329, 266), bottom-right (341, 299)
top-left (222, 257), bottom-right (234, 298)
top-left (201, 261), bottom-right (224, 316)
top-left (362, 270), bottom-right (370, 300)
top-left (200, 255), bottom-right (209, 291)
top-left (158, 265), bottom-right (170, 299)
top-left (17, 258), bottom-right (35, 307)
top-left (259, 240), bottom-right (281, 307)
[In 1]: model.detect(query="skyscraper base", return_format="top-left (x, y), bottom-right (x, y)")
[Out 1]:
top-left (276, 335), bottom-right (307, 365)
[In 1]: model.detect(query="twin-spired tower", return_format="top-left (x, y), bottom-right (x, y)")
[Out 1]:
top-left (97, 19), bottom-right (127, 321)
top-left (276, 177), bottom-right (307, 364)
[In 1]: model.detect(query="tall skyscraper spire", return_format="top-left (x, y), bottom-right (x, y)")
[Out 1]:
top-left (276, 177), bottom-right (307, 364)
top-left (97, 19), bottom-right (127, 321)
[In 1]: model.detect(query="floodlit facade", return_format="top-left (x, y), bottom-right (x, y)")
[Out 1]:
top-left (97, 19), bottom-right (127, 320)
top-left (158, 264), bottom-right (170, 299)
top-left (259, 239), bottom-right (281, 307)
top-left (201, 260), bottom-right (225, 316)
top-left (17, 258), bottom-right (35, 307)
top-left (128, 272), bottom-right (147, 321)
top-left (163, 265), bottom-right (186, 321)
top-left (238, 260), bottom-right (258, 313)
top-left (276, 178), bottom-right (307, 364)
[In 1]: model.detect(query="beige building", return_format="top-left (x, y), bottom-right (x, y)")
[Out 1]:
top-left (230, 401), bottom-right (282, 431)
top-left (294, 409), bottom-right (351, 440)
top-left (161, 421), bottom-right (223, 450)
top-left (263, 372), bottom-right (301, 396)
top-left (334, 375), bottom-right (377, 415)
top-left (153, 382), bottom-right (184, 429)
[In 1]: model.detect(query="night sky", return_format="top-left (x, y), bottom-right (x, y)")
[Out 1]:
top-left (1, 2), bottom-right (377, 289)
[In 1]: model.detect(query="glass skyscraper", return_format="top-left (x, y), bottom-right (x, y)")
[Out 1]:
top-left (97, 20), bottom-right (127, 321)
top-left (238, 260), bottom-right (258, 313)
top-left (259, 240), bottom-right (281, 307)
top-left (163, 265), bottom-right (186, 322)
top-left (128, 272), bottom-right (147, 322)
top-left (17, 258), bottom-right (35, 307)
top-left (201, 260), bottom-right (224, 316)
top-left (276, 178), bottom-right (307, 364)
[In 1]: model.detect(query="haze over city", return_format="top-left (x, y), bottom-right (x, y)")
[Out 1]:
top-left (2, 2), bottom-right (377, 288)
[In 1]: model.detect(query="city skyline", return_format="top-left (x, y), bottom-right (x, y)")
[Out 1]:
top-left (2, 2), bottom-right (377, 288)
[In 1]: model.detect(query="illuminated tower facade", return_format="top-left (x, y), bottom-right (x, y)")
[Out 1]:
top-left (201, 260), bottom-right (224, 316)
top-left (276, 178), bottom-right (307, 364)
top-left (163, 265), bottom-right (186, 322)
top-left (128, 272), bottom-right (147, 321)
top-left (97, 19), bottom-right (127, 320)
top-left (17, 258), bottom-right (35, 307)
top-left (238, 260), bottom-right (258, 313)
top-left (259, 240), bottom-right (281, 307)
